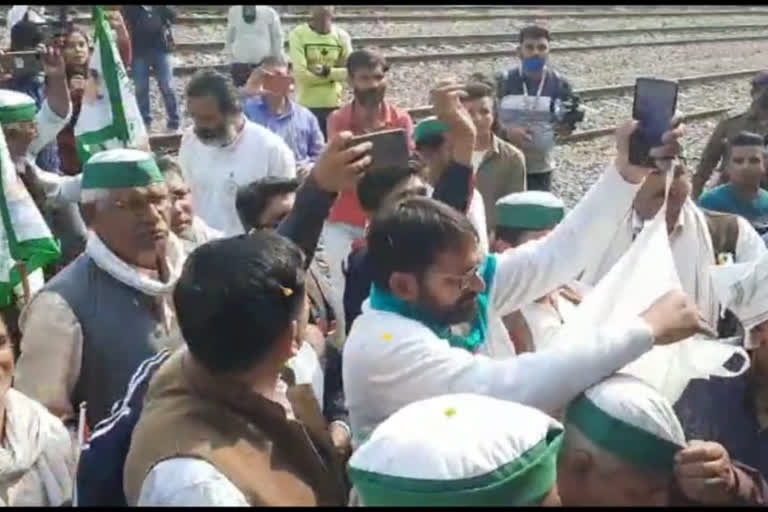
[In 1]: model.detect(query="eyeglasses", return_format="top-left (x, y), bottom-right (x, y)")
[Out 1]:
top-left (430, 261), bottom-right (484, 290)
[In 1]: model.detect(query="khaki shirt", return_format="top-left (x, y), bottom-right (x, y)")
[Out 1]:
top-left (693, 109), bottom-right (768, 198)
top-left (475, 135), bottom-right (527, 232)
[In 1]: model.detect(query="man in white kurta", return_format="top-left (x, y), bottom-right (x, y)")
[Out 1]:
top-left (581, 163), bottom-right (766, 330)
top-left (343, 115), bottom-right (715, 445)
top-left (179, 71), bottom-right (296, 236)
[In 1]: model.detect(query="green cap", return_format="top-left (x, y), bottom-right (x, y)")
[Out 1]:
top-left (82, 148), bottom-right (164, 190)
top-left (495, 191), bottom-right (565, 231)
top-left (413, 117), bottom-right (448, 145)
top-left (0, 89), bottom-right (37, 123)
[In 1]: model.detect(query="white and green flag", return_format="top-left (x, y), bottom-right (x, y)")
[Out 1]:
top-left (0, 120), bottom-right (60, 307)
top-left (75, 6), bottom-right (148, 164)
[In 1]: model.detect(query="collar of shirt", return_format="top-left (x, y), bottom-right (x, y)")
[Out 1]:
top-left (631, 208), bottom-right (685, 239)
top-left (344, 100), bottom-right (398, 133)
top-left (253, 95), bottom-right (296, 122)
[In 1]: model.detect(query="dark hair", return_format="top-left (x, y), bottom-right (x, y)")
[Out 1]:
top-left (258, 55), bottom-right (289, 70)
top-left (186, 69), bottom-right (242, 116)
top-left (462, 82), bottom-right (494, 101)
top-left (235, 177), bottom-right (301, 231)
top-left (731, 131), bottom-right (765, 148)
top-left (367, 196), bottom-right (478, 290)
top-left (10, 20), bottom-right (44, 51)
top-left (174, 233), bottom-right (307, 374)
top-left (347, 49), bottom-right (390, 77)
top-left (494, 226), bottom-right (526, 247)
top-left (357, 162), bottom-right (421, 213)
top-left (519, 25), bottom-right (551, 44)
top-left (155, 154), bottom-right (183, 180)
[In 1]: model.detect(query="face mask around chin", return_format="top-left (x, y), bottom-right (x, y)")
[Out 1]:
top-left (522, 56), bottom-right (546, 73)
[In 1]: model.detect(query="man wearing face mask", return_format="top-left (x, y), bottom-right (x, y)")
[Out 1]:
top-left (495, 25), bottom-right (578, 192)
top-left (693, 71), bottom-right (768, 198)
top-left (323, 49), bottom-right (414, 295)
top-left (178, 70), bottom-right (296, 236)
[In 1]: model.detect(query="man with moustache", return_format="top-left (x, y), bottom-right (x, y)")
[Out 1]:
top-left (581, 155), bottom-right (766, 337)
top-left (178, 70), bottom-right (296, 236)
top-left (324, 49), bottom-right (414, 294)
top-left (343, 119), bottom-right (719, 447)
top-left (15, 149), bottom-right (186, 429)
top-left (693, 71), bottom-right (768, 198)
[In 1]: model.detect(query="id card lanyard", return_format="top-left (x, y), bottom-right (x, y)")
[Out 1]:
top-left (520, 65), bottom-right (547, 111)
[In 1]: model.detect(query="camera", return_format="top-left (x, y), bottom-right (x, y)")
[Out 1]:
top-left (554, 94), bottom-right (585, 132)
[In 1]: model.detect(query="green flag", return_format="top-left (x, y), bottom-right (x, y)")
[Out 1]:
top-left (0, 119), bottom-right (60, 307)
top-left (75, 6), bottom-right (149, 164)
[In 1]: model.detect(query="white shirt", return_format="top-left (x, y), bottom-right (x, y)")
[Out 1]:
top-left (468, 189), bottom-right (489, 254)
top-left (343, 164), bottom-right (657, 445)
top-left (226, 6), bottom-right (284, 65)
top-left (178, 119), bottom-right (296, 236)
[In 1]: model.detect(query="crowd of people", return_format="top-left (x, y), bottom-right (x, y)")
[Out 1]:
top-left (0, 4), bottom-right (765, 506)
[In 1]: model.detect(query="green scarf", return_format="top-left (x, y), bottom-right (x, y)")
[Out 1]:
top-left (369, 255), bottom-right (497, 353)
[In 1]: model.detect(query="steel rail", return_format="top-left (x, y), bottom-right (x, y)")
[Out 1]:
top-left (9, 8), bottom-right (768, 25)
top-left (171, 23), bottom-right (768, 52)
top-left (148, 106), bottom-right (734, 152)
top-left (171, 37), bottom-right (768, 76)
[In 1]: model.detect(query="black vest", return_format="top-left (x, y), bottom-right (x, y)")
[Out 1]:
top-left (44, 254), bottom-right (173, 427)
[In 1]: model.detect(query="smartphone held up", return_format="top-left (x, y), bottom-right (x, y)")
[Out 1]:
top-left (347, 128), bottom-right (410, 175)
top-left (629, 77), bottom-right (679, 167)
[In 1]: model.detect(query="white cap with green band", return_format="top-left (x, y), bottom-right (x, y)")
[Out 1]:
top-left (0, 90), bottom-right (37, 124)
top-left (348, 394), bottom-right (563, 506)
top-left (566, 374), bottom-right (686, 475)
top-left (495, 191), bottom-right (565, 231)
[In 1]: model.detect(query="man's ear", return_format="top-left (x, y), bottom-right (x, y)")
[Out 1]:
top-left (388, 272), bottom-right (419, 303)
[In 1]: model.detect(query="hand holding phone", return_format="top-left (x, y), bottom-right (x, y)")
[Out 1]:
top-left (629, 78), bottom-right (679, 167)
top-left (310, 132), bottom-right (373, 193)
top-left (347, 129), bottom-right (410, 175)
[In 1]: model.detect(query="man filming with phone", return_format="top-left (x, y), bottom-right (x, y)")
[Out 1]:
top-left (581, 79), bottom-right (766, 337)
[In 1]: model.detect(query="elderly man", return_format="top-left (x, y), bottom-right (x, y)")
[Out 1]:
top-left (558, 374), bottom-right (766, 505)
top-left (581, 156), bottom-right (766, 335)
top-left (349, 394), bottom-right (563, 506)
top-left (179, 70), bottom-right (296, 236)
top-left (493, 191), bottom-right (586, 354)
top-left (15, 149), bottom-right (185, 429)
top-left (675, 252), bottom-right (768, 481)
top-left (155, 154), bottom-right (221, 255)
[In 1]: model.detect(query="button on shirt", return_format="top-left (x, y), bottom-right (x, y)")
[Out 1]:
top-left (243, 95), bottom-right (325, 169)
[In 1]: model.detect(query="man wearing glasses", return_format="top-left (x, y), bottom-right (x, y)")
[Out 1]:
top-left (494, 25), bottom-right (579, 192)
top-left (581, 154), bottom-right (766, 337)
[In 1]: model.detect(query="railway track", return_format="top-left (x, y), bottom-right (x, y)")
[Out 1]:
top-left (10, 7), bottom-right (768, 25)
top-left (147, 106), bottom-right (734, 152)
top-left (171, 35), bottom-right (768, 76)
top-left (148, 67), bottom-right (760, 152)
top-left (172, 23), bottom-right (768, 52)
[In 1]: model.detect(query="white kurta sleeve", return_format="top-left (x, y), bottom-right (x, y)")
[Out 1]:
top-left (735, 217), bottom-right (767, 262)
top-left (490, 165), bottom-right (640, 318)
top-left (28, 99), bottom-right (71, 158)
top-left (137, 458), bottom-right (249, 506)
top-left (345, 312), bottom-right (654, 442)
top-left (15, 291), bottom-right (84, 421)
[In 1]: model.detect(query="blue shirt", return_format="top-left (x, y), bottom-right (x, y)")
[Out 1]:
top-left (699, 184), bottom-right (768, 235)
top-left (243, 95), bottom-right (325, 168)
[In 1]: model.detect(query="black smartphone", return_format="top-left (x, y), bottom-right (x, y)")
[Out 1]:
top-left (348, 128), bottom-right (410, 174)
top-left (629, 78), bottom-right (679, 167)
top-left (0, 51), bottom-right (43, 77)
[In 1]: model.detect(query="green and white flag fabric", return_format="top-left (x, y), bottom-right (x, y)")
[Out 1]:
top-left (75, 7), bottom-right (148, 164)
top-left (0, 121), bottom-right (60, 307)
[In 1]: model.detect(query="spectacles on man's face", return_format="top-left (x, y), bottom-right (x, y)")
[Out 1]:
top-left (429, 261), bottom-right (484, 291)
